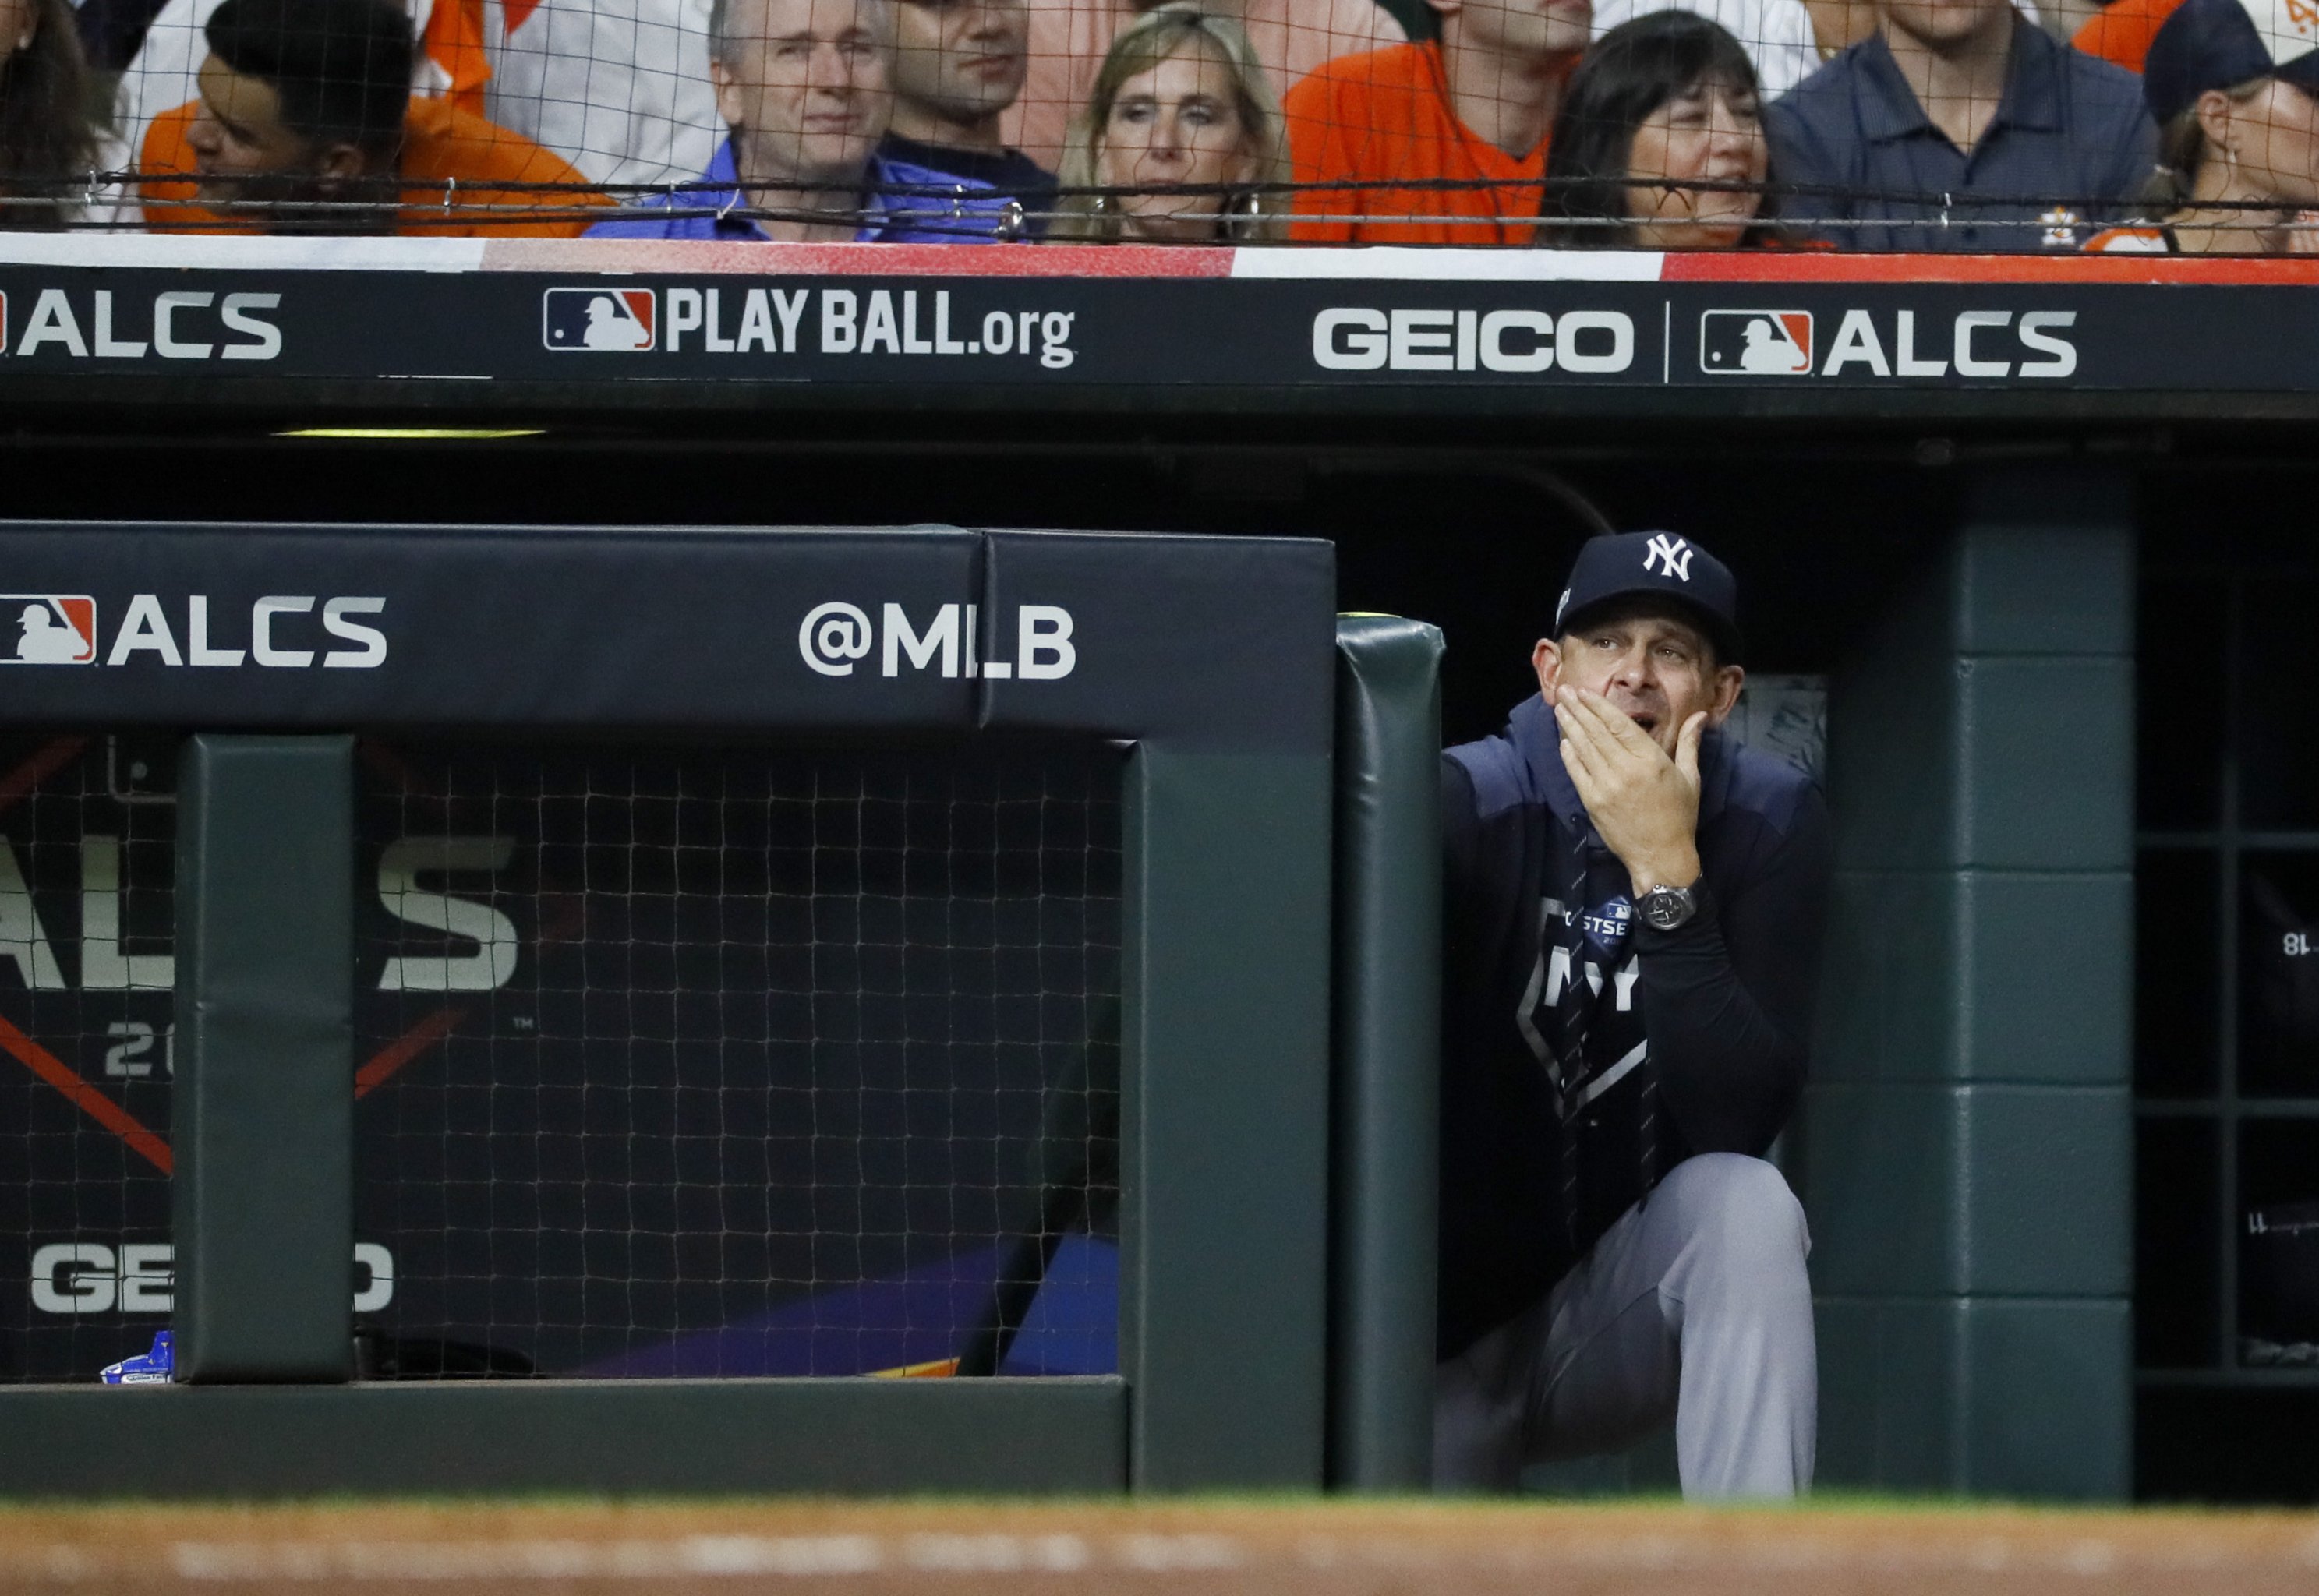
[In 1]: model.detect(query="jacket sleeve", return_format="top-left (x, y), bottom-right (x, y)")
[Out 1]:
top-left (1440, 754), bottom-right (1481, 916)
top-left (1631, 780), bottom-right (1832, 1156)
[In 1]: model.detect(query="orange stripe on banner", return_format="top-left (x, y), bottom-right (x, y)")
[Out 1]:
top-left (0, 1014), bottom-right (174, 1175)
top-left (1663, 252), bottom-right (2319, 286)
top-left (480, 240), bottom-right (1239, 278)
top-left (869, 1358), bottom-right (960, 1378)
top-left (0, 736), bottom-right (90, 821)
top-left (355, 1005), bottom-right (468, 1099)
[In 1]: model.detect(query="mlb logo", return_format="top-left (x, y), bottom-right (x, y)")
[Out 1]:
top-left (1699, 310), bottom-right (1814, 376)
top-left (1, 595), bottom-right (97, 666)
top-left (543, 288), bottom-right (656, 352)
top-left (1, 289), bottom-right (9, 355)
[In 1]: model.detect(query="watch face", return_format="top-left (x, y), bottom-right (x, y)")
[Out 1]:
top-left (1642, 888), bottom-right (1692, 930)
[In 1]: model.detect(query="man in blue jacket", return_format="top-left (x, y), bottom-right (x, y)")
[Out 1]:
top-left (1436, 531), bottom-right (1831, 1499)
top-left (586, 0), bottom-right (1012, 242)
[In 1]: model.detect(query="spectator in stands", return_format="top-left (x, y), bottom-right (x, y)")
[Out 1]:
top-left (137, 0), bottom-right (606, 234)
top-left (1589, 0), bottom-right (1821, 97)
top-left (1585, 0), bottom-right (2041, 100)
top-left (122, 0), bottom-right (723, 192)
top-left (1763, 0), bottom-right (2155, 249)
top-left (1013, 0), bottom-right (1405, 174)
top-left (0, 0), bottom-right (108, 228)
top-left (1052, 2), bottom-right (1288, 238)
top-left (1285, 0), bottom-right (1589, 242)
top-left (884, 0), bottom-right (1059, 227)
top-left (483, 0), bottom-right (724, 189)
top-left (1538, 11), bottom-right (1785, 245)
top-left (2085, 0), bottom-right (2319, 252)
top-left (586, 0), bottom-right (1011, 241)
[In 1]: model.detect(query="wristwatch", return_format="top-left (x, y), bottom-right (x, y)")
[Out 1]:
top-left (1636, 881), bottom-right (1702, 932)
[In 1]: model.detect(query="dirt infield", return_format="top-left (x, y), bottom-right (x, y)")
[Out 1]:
top-left (4, 1498), bottom-right (2319, 1595)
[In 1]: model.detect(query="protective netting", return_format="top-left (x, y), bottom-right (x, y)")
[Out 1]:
top-left (0, 733), bottom-right (177, 1385)
top-left (352, 738), bottom-right (1122, 1379)
top-left (2, 0), bottom-right (2295, 249)
top-left (0, 732), bottom-right (1121, 1383)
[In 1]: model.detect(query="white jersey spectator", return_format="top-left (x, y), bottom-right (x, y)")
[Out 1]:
top-left (118, 0), bottom-right (721, 189)
top-left (483, 0), bottom-right (722, 187)
top-left (1590, 0), bottom-right (1819, 97)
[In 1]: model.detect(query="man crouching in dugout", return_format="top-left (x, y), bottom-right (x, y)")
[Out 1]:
top-left (1436, 530), bottom-right (1829, 1499)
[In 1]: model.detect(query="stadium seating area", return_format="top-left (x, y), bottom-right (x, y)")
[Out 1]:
top-left (0, 0), bottom-right (2314, 249)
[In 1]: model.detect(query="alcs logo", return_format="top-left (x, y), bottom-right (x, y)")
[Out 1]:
top-left (0, 595), bottom-right (388, 668)
top-left (1698, 308), bottom-right (2078, 379)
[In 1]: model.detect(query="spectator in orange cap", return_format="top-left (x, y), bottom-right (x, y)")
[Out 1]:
top-left (1282, 0), bottom-right (1589, 242)
top-left (138, 0), bottom-right (606, 235)
top-left (2084, 0), bottom-right (2319, 252)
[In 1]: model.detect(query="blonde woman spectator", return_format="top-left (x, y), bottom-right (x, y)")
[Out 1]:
top-left (1053, 2), bottom-right (1289, 239)
top-left (2085, 0), bottom-right (2319, 253)
top-left (1010, 0), bottom-right (1400, 170)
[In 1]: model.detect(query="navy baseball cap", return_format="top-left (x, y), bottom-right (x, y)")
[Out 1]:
top-left (2145, 0), bottom-right (2319, 125)
top-left (1553, 531), bottom-right (1743, 664)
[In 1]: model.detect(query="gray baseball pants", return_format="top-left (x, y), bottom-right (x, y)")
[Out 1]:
top-left (1432, 1152), bottom-right (1815, 1500)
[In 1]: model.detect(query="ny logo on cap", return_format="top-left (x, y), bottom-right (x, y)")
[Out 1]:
top-left (1643, 534), bottom-right (1695, 581)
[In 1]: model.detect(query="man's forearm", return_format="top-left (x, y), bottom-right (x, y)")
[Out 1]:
top-left (1635, 912), bottom-right (1807, 1156)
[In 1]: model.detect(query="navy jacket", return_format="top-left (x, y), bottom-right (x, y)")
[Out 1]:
top-left (1438, 695), bottom-right (1832, 1358)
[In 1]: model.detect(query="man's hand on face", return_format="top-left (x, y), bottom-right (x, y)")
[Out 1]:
top-left (1554, 685), bottom-right (1705, 898)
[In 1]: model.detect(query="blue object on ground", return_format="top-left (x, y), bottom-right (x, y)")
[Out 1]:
top-left (100, 1329), bottom-right (173, 1385)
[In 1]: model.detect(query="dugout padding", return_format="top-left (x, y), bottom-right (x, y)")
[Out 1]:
top-left (0, 521), bottom-right (1334, 1495)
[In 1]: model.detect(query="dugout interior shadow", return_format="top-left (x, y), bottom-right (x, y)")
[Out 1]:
top-left (2133, 486), bottom-right (2319, 1506)
top-left (5, 435), bottom-right (2122, 1498)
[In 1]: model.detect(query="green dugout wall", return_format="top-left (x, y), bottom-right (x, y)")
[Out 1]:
top-left (0, 497), bottom-right (2144, 1500)
top-left (0, 522), bottom-right (1337, 1497)
top-left (1808, 468), bottom-right (2136, 1499)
